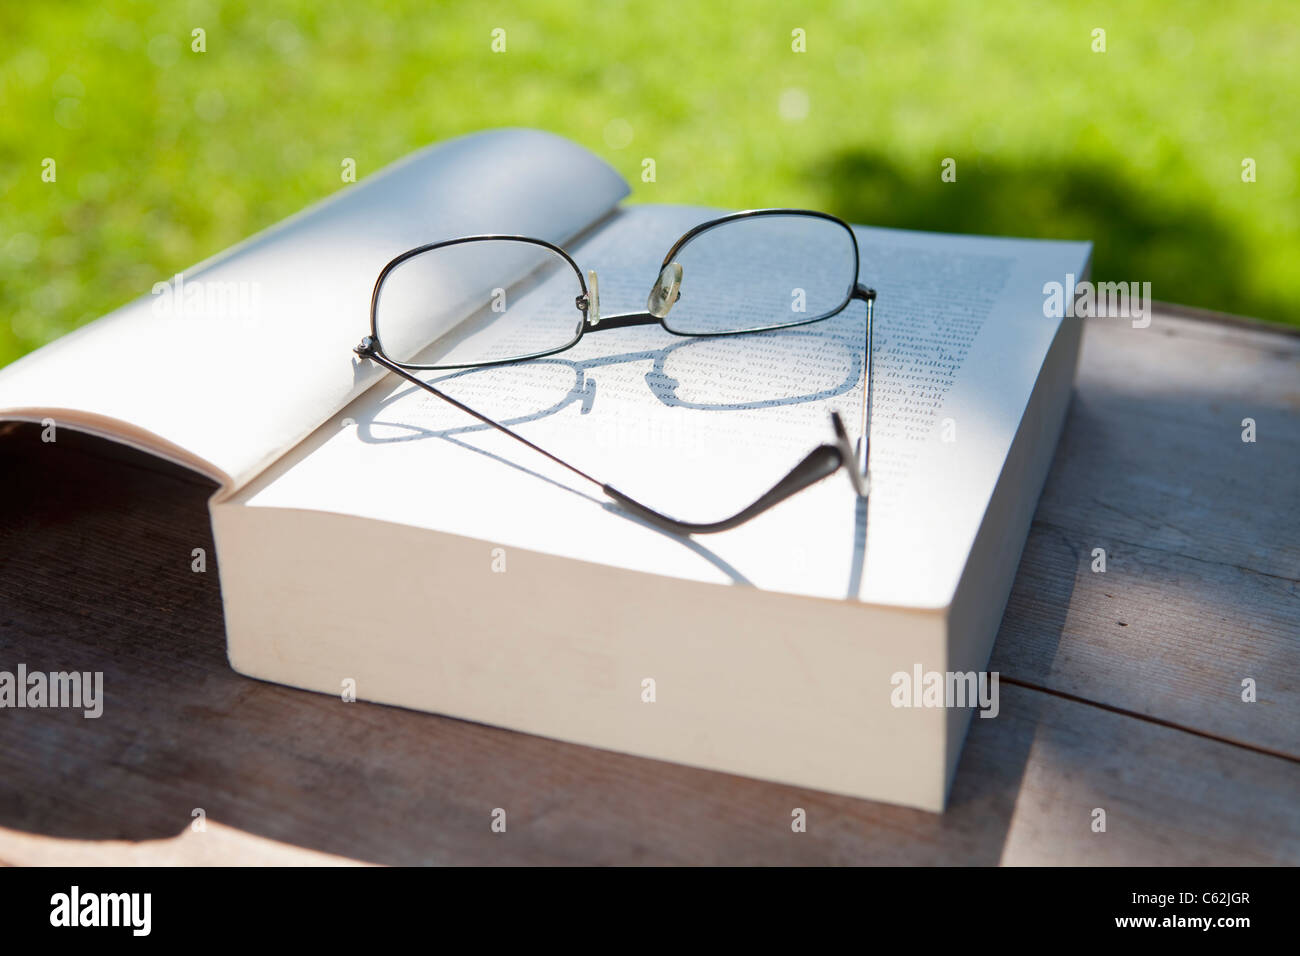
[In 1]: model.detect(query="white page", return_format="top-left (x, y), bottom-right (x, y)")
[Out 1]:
top-left (0, 129), bottom-right (629, 487)
top-left (239, 205), bottom-right (1089, 609)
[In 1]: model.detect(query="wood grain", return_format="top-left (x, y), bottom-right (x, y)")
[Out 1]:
top-left (994, 312), bottom-right (1299, 758)
top-left (0, 307), bottom-right (1296, 865)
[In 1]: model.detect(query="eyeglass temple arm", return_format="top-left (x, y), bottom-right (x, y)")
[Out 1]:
top-left (603, 442), bottom-right (845, 535)
top-left (602, 287), bottom-right (875, 474)
top-left (851, 284), bottom-right (876, 481)
top-left (354, 340), bottom-right (850, 536)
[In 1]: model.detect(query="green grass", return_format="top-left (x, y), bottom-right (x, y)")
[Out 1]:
top-left (2, 0), bottom-right (1296, 367)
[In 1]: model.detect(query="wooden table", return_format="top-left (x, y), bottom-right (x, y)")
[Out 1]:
top-left (1, 306), bottom-right (1296, 865)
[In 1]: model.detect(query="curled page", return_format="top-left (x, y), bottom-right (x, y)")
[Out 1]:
top-left (0, 129), bottom-right (629, 489)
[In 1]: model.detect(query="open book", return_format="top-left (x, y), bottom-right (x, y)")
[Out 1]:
top-left (0, 129), bottom-right (1090, 811)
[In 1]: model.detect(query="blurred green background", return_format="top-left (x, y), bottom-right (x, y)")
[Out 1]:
top-left (1, 0), bottom-right (1296, 366)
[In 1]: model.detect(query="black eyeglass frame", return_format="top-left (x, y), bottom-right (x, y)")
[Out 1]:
top-left (355, 208), bottom-right (877, 536)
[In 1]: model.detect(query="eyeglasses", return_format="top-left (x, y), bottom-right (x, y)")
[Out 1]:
top-left (354, 208), bottom-right (877, 535)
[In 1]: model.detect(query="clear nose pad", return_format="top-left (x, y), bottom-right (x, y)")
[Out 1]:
top-left (646, 262), bottom-right (683, 318)
top-left (585, 269), bottom-right (600, 326)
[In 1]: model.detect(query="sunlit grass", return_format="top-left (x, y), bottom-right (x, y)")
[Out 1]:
top-left (1, 0), bottom-right (1295, 367)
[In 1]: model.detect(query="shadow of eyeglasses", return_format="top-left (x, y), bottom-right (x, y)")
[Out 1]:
top-left (347, 315), bottom-right (871, 597)
top-left (355, 319), bottom-right (863, 445)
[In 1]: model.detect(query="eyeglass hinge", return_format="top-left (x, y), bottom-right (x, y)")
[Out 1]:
top-left (853, 284), bottom-right (877, 301)
top-left (354, 335), bottom-right (378, 357)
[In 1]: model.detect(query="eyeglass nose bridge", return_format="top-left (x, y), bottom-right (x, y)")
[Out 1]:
top-left (646, 262), bottom-right (683, 318)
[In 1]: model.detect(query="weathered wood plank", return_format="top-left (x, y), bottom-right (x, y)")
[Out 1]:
top-left (1037, 313), bottom-right (1299, 580)
top-left (990, 312), bottom-right (1299, 758)
top-left (995, 685), bottom-right (1300, 865)
top-left (993, 522), bottom-right (1299, 757)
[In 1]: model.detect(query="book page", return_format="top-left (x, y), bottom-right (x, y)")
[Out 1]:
top-left (236, 205), bottom-right (1090, 608)
top-left (0, 129), bottom-right (630, 487)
